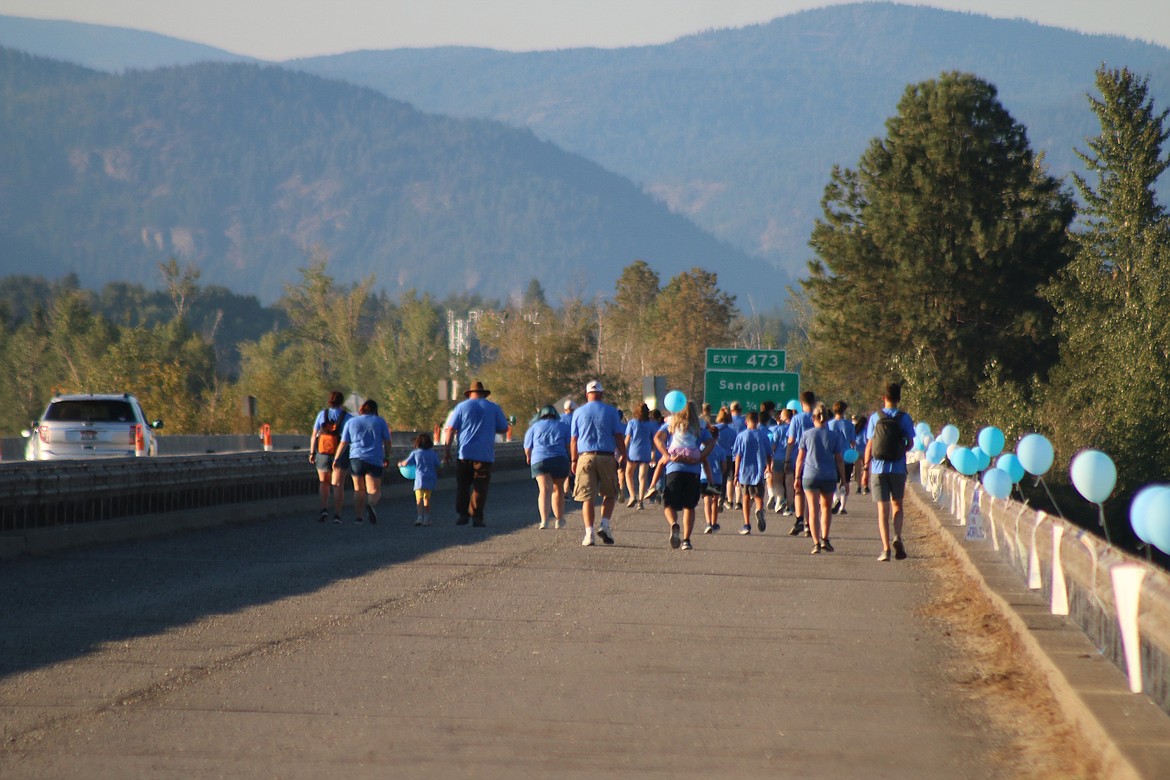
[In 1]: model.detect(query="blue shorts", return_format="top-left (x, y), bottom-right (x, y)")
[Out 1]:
top-left (350, 459), bottom-right (385, 479)
top-left (315, 452), bottom-right (350, 472)
top-left (531, 456), bottom-right (570, 479)
top-left (802, 477), bottom-right (838, 495)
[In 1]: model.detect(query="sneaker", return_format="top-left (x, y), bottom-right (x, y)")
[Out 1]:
top-left (877, 550), bottom-right (891, 562)
top-left (775, 500), bottom-right (786, 515)
top-left (582, 529), bottom-right (596, 546)
top-left (539, 519), bottom-right (548, 529)
top-left (893, 538), bottom-right (907, 560)
top-left (782, 508), bottom-right (794, 517)
top-left (422, 517), bottom-right (432, 526)
top-left (703, 524), bottom-right (714, 534)
top-left (810, 544), bottom-right (821, 555)
top-left (553, 517), bottom-right (564, 529)
top-left (712, 523), bottom-right (721, 533)
top-left (415, 517), bottom-right (424, 527)
top-left (366, 505), bottom-right (378, 525)
top-left (788, 519), bottom-right (803, 536)
top-left (472, 518), bottom-right (486, 527)
top-left (456, 516), bottom-right (470, 526)
top-left (803, 528), bottom-right (812, 537)
top-left (669, 523), bottom-right (681, 549)
top-left (353, 515), bottom-right (364, 524)
top-left (637, 500), bottom-right (645, 511)
top-left (680, 539), bottom-right (693, 551)
top-left (318, 509), bottom-right (328, 523)
top-left (821, 538), bottom-right (834, 552)
top-left (644, 485), bottom-right (659, 500)
top-left (839, 508), bottom-right (848, 516)
top-left (756, 509), bottom-right (766, 533)
top-left (333, 515), bottom-right (342, 524)
top-left (597, 526), bottom-right (615, 545)
top-left (626, 495), bottom-right (637, 508)
top-left (739, 524), bottom-right (751, 535)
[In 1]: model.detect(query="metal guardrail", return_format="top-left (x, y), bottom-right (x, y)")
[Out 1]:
top-left (0, 442), bottom-right (528, 535)
top-left (917, 459), bottom-right (1170, 718)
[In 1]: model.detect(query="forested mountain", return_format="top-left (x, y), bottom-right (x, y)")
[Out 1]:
top-left (0, 14), bottom-right (250, 70)
top-left (291, 2), bottom-right (1170, 278)
top-left (0, 48), bottom-right (773, 303)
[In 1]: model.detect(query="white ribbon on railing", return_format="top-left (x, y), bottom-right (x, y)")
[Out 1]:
top-left (1015, 505), bottom-right (1030, 574)
top-left (986, 496), bottom-right (999, 551)
top-left (1111, 564), bottom-right (1148, 693)
top-left (1028, 511), bottom-right (1044, 590)
top-left (1078, 531), bottom-right (1103, 612)
top-left (1051, 524), bottom-right (1069, 615)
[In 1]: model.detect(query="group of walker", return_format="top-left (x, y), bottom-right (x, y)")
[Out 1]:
top-left (308, 378), bottom-right (917, 561)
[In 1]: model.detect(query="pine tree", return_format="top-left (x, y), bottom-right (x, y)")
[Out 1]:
top-left (805, 72), bottom-right (1074, 418)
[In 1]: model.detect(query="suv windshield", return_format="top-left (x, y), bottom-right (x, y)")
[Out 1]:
top-left (44, 400), bottom-right (137, 423)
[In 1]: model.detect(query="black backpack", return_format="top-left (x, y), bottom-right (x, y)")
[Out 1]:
top-left (871, 410), bottom-right (910, 461)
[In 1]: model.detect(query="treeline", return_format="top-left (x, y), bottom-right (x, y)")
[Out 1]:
top-left (797, 67), bottom-right (1170, 534)
top-left (0, 256), bottom-right (775, 438)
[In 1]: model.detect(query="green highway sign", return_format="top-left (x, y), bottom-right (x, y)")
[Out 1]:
top-left (705, 348), bottom-right (786, 372)
top-left (704, 369), bottom-right (800, 413)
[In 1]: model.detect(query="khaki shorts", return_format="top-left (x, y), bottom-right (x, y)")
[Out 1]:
top-left (574, 452), bottom-right (619, 502)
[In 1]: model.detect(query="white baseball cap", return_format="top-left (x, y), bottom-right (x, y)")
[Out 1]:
top-left (586, 380), bottom-right (604, 394)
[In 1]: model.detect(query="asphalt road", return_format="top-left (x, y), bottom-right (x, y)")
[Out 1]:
top-left (1, 475), bottom-right (1009, 778)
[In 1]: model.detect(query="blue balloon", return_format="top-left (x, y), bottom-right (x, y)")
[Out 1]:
top-left (926, 439), bottom-right (947, 465)
top-left (1070, 449), bottom-right (1117, 504)
top-left (915, 422), bottom-right (932, 438)
top-left (977, 426), bottom-right (1005, 458)
top-left (996, 453), bottom-right (1025, 484)
top-left (664, 390), bottom-right (687, 414)
top-left (1016, 434), bottom-right (1054, 477)
top-left (949, 446), bottom-right (978, 476)
top-left (843, 448), bottom-right (859, 464)
top-left (972, 446), bottom-right (991, 472)
top-left (399, 464), bottom-right (417, 480)
top-left (786, 399), bottom-right (800, 411)
top-left (982, 468), bottom-right (1012, 500)
top-left (913, 435), bottom-right (927, 452)
top-left (939, 424), bottom-right (960, 447)
top-left (1129, 486), bottom-right (1167, 545)
top-left (1145, 488), bottom-right (1170, 555)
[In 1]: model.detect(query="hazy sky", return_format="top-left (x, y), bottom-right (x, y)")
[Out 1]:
top-left (0, 0), bottom-right (1166, 59)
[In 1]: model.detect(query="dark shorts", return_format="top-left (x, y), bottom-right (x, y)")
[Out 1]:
top-left (843, 462), bottom-right (855, 481)
top-left (740, 482), bottom-right (765, 499)
top-left (350, 459), bottom-right (384, 479)
top-left (663, 472), bottom-right (702, 511)
top-left (873, 473), bottom-right (907, 502)
top-left (532, 456), bottom-right (570, 479)
top-left (315, 452), bottom-right (350, 472)
top-left (802, 477), bottom-right (838, 495)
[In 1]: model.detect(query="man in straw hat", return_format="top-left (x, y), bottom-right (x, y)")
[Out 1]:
top-left (444, 380), bottom-right (510, 527)
top-left (570, 380), bottom-right (627, 546)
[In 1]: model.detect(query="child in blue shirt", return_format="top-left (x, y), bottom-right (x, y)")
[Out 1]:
top-left (400, 433), bottom-right (442, 526)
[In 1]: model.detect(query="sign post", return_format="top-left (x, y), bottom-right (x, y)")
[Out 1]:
top-left (703, 348), bottom-right (798, 413)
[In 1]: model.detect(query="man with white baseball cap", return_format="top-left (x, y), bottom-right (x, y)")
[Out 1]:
top-left (570, 380), bottom-right (627, 546)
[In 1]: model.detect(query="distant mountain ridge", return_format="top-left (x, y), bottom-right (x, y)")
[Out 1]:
top-left (0, 47), bottom-right (773, 304)
top-left (289, 2), bottom-right (1170, 277)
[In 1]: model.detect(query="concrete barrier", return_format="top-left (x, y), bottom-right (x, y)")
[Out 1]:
top-left (0, 442), bottom-right (529, 557)
top-left (914, 458), bottom-right (1170, 721)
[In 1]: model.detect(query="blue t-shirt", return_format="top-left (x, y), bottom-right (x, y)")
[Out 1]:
top-left (799, 426), bottom-right (845, 482)
top-left (702, 442), bottom-right (726, 485)
top-left (770, 423), bottom-right (789, 455)
top-left (404, 448), bottom-right (441, 491)
top-left (571, 400), bottom-right (623, 454)
top-left (449, 397), bottom-right (509, 462)
top-left (523, 418), bottom-right (570, 464)
top-left (729, 414), bottom-right (747, 433)
top-left (664, 426), bottom-right (713, 475)
top-left (866, 408), bottom-right (917, 475)
top-left (625, 418), bottom-right (659, 462)
top-left (716, 422), bottom-right (738, 456)
top-left (827, 418), bottom-right (856, 457)
top-left (340, 414), bottom-right (392, 465)
top-left (732, 427), bottom-right (771, 486)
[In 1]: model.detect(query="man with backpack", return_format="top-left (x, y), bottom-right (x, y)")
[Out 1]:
top-left (310, 391), bottom-right (351, 523)
top-left (863, 383), bottom-right (917, 561)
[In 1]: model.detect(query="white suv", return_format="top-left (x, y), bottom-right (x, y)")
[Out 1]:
top-left (23, 394), bottom-right (164, 460)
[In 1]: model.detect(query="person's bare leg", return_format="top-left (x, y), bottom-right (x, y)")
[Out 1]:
top-left (535, 474), bottom-right (551, 525)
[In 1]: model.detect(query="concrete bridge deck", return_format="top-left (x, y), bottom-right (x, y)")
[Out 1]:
top-left (0, 474), bottom-right (1148, 778)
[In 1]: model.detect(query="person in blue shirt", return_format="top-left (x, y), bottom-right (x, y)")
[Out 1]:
top-left (785, 390), bottom-right (817, 536)
top-left (702, 431), bottom-right (726, 534)
top-left (864, 383), bottom-right (917, 561)
top-left (309, 390), bottom-right (351, 524)
top-left (772, 407), bottom-right (794, 516)
top-left (444, 380), bottom-right (510, 527)
top-left (570, 380), bottom-right (627, 546)
top-left (827, 401), bottom-right (856, 515)
top-left (732, 412), bottom-right (772, 535)
top-left (853, 413), bottom-right (871, 495)
top-left (334, 399), bottom-right (393, 525)
top-left (624, 404), bottom-right (658, 510)
top-left (652, 401), bottom-right (715, 550)
top-left (714, 407), bottom-right (739, 509)
top-left (797, 402), bottom-right (846, 554)
top-left (400, 432), bottom-right (442, 526)
top-left (524, 405), bottom-right (571, 529)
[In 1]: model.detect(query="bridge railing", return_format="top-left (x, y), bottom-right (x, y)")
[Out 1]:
top-left (916, 458), bottom-right (1170, 718)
